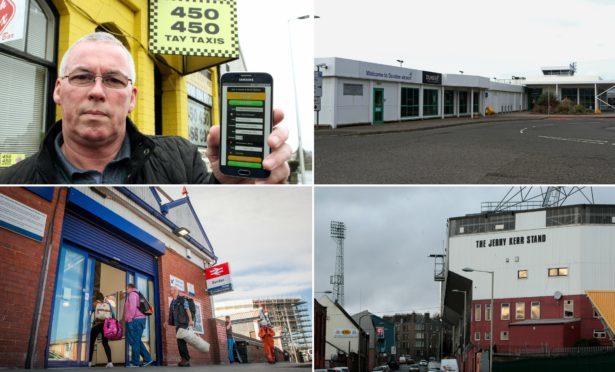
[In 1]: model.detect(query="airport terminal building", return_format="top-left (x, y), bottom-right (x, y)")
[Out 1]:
top-left (315, 58), bottom-right (615, 128)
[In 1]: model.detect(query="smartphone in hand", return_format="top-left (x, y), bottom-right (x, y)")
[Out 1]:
top-left (219, 72), bottom-right (273, 178)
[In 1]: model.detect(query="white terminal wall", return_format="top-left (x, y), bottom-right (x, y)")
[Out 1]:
top-left (448, 211), bottom-right (615, 301)
top-left (316, 57), bottom-right (526, 126)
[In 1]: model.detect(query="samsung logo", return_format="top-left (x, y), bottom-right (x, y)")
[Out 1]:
top-left (238, 78), bottom-right (254, 82)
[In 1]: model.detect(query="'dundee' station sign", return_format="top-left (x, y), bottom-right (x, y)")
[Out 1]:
top-left (205, 262), bottom-right (233, 295)
top-left (149, 0), bottom-right (239, 75)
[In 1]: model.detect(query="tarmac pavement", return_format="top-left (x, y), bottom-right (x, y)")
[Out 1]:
top-left (5, 362), bottom-right (311, 371)
top-left (315, 112), bottom-right (615, 137)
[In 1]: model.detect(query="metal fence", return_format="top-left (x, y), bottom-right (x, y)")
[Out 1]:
top-left (496, 345), bottom-right (615, 357)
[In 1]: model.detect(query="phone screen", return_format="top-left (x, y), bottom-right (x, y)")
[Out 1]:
top-left (220, 83), bottom-right (272, 171)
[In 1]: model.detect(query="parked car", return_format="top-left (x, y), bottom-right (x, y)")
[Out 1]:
top-left (427, 361), bottom-right (441, 371)
top-left (329, 368), bottom-right (350, 372)
top-left (372, 365), bottom-right (391, 372)
top-left (399, 355), bottom-right (414, 364)
top-left (408, 363), bottom-right (421, 372)
top-left (440, 358), bottom-right (459, 371)
top-left (419, 359), bottom-right (428, 366)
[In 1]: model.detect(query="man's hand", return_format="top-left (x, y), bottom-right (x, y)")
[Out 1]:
top-left (207, 109), bottom-right (291, 184)
top-left (189, 320), bottom-right (194, 327)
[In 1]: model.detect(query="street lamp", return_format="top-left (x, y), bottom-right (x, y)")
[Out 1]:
top-left (463, 268), bottom-right (494, 372)
top-left (451, 289), bottom-right (467, 372)
top-left (288, 15), bottom-right (319, 184)
top-left (396, 59), bottom-right (404, 67)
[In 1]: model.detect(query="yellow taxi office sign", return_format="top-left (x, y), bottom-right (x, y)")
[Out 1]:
top-left (149, 0), bottom-right (238, 64)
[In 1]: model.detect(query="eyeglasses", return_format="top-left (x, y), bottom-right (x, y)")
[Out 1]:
top-left (62, 71), bottom-right (132, 89)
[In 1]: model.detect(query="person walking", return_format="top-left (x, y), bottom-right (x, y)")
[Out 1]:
top-left (168, 287), bottom-right (193, 367)
top-left (258, 320), bottom-right (276, 364)
top-left (123, 284), bottom-right (153, 368)
top-left (225, 316), bottom-right (237, 364)
top-left (89, 292), bottom-right (113, 368)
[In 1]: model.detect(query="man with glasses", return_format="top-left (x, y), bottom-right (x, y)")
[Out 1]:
top-left (0, 32), bottom-right (291, 184)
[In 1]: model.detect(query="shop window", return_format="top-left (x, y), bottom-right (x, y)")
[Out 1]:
top-left (444, 90), bottom-right (455, 115)
top-left (548, 267), bottom-right (568, 277)
top-left (400, 87), bottom-right (419, 117)
top-left (564, 300), bottom-right (574, 318)
top-left (579, 88), bottom-right (594, 110)
top-left (423, 89), bottom-right (439, 116)
top-left (0, 0), bottom-right (56, 161)
top-left (459, 91), bottom-right (468, 113)
top-left (500, 331), bottom-right (509, 341)
top-left (188, 98), bottom-right (211, 148)
top-left (561, 88), bottom-right (577, 103)
top-left (518, 270), bottom-right (528, 279)
top-left (475, 304), bottom-right (481, 321)
top-left (516, 302), bottom-right (525, 320)
top-left (473, 91), bottom-right (480, 113)
top-left (501, 303), bottom-right (510, 320)
top-left (531, 301), bottom-right (541, 320)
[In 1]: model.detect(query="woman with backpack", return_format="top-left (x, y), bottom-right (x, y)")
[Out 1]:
top-left (89, 291), bottom-right (113, 368)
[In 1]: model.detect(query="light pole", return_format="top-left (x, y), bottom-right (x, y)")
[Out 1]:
top-left (463, 267), bottom-right (494, 372)
top-left (288, 15), bottom-right (319, 184)
top-left (452, 289), bottom-right (467, 372)
top-left (396, 59), bottom-right (404, 67)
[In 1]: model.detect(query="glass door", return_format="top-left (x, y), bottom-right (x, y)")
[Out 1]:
top-left (135, 273), bottom-right (157, 362)
top-left (47, 244), bottom-right (92, 367)
top-left (373, 88), bottom-right (384, 124)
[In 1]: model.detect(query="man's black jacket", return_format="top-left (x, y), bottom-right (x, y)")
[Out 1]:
top-left (0, 118), bottom-right (215, 184)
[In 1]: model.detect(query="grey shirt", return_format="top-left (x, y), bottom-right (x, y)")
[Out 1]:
top-left (54, 133), bottom-right (131, 184)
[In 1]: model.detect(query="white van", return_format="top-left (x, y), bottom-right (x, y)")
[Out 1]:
top-left (440, 358), bottom-right (459, 371)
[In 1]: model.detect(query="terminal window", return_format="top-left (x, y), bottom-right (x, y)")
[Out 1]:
top-left (423, 89), bottom-right (439, 116)
top-left (401, 87), bottom-right (419, 117)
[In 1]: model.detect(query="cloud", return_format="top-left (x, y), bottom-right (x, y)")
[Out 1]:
top-left (162, 186), bottom-right (313, 302)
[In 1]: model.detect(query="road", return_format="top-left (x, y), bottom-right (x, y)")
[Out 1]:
top-left (315, 117), bottom-right (615, 184)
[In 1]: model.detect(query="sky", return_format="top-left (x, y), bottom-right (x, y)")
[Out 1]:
top-left (236, 0), bottom-right (314, 153)
top-left (314, 186), bottom-right (615, 318)
top-left (163, 186), bottom-right (312, 309)
top-left (315, 0), bottom-right (615, 80)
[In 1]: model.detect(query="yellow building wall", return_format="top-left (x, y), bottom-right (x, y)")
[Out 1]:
top-left (50, 0), bottom-right (215, 138)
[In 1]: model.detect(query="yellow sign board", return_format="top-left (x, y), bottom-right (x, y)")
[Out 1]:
top-left (0, 153), bottom-right (26, 167)
top-left (149, 0), bottom-right (238, 58)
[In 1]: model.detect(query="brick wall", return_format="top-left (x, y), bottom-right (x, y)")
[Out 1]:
top-left (0, 187), bottom-right (68, 368)
top-left (158, 248), bottom-right (219, 365)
